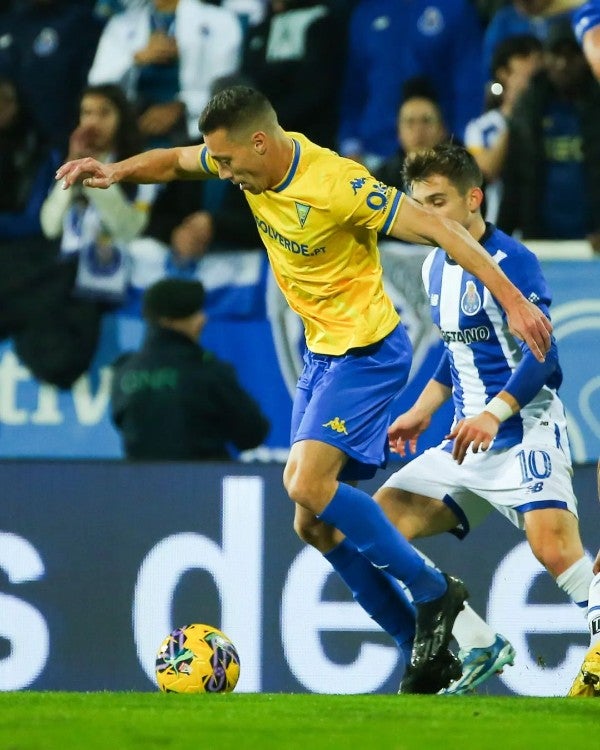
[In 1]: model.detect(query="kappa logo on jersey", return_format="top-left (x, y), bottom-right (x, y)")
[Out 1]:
top-left (323, 417), bottom-right (348, 434)
top-left (461, 280), bottom-right (482, 316)
top-left (430, 293), bottom-right (439, 306)
top-left (295, 202), bottom-right (311, 228)
top-left (349, 177), bottom-right (389, 211)
top-left (350, 177), bottom-right (367, 195)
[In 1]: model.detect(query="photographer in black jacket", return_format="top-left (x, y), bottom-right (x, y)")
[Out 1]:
top-left (110, 278), bottom-right (270, 460)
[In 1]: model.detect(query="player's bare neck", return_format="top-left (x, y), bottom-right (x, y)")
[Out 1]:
top-left (471, 215), bottom-right (487, 242)
top-left (268, 131), bottom-right (295, 189)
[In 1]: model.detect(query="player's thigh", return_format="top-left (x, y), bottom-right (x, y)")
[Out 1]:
top-left (374, 484), bottom-right (457, 540)
top-left (284, 439), bottom-right (347, 511)
top-left (375, 448), bottom-right (490, 539)
top-left (375, 448), bottom-right (474, 539)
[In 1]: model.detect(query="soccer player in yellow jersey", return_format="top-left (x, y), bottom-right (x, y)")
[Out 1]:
top-left (57, 86), bottom-right (552, 693)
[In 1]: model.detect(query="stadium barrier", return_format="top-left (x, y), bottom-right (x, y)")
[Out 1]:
top-left (1, 460), bottom-right (597, 696)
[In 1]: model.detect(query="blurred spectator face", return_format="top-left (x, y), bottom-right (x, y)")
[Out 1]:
top-left (398, 98), bottom-right (446, 156)
top-left (545, 39), bottom-right (589, 93)
top-left (498, 50), bottom-right (542, 90)
top-left (0, 80), bottom-right (18, 131)
top-left (78, 93), bottom-right (121, 152)
top-left (495, 49), bottom-right (543, 107)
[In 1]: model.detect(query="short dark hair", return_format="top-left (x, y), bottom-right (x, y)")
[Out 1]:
top-left (198, 86), bottom-right (277, 138)
top-left (143, 278), bottom-right (205, 323)
top-left (491, 34), bottom-right (543, 78)
top-left (401, 75), bottom-right (440, 107)
top-left (402, 143), bottom-right (483, 194)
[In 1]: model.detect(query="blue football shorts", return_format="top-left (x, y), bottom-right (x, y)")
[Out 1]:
top-left (290, 323), bottom-right (412, 481)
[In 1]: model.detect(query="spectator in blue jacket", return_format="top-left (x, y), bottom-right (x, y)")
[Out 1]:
top-left (518, 1), bottom-right (600, 82)
top-left (482, 0), bottom-right (557, 80)
top-left (337, 0), bottom-right (485, 169)
top-left (0, 0), bottom-right (104, 151)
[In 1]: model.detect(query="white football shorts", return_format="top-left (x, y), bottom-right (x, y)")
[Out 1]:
top-left (381, 417), bottom-right (578, 536)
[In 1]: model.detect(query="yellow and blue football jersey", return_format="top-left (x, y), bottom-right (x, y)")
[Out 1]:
top-left (198, 132), bottom-right (403, 355)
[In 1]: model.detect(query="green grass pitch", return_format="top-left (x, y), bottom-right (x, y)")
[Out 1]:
top-left (0, 692), bottom-right (597, 750)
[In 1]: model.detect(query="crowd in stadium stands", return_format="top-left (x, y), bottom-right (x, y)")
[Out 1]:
top-left (0, 0), bottom-right (599, 390)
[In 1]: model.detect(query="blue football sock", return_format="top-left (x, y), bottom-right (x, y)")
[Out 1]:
top-left (319, 483), bottom-right (447, 604)
top-left (324, 538), bottom-right (415, 663)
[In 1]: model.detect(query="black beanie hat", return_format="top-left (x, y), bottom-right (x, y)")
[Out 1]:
top-left (142, 278), bottom-right (205, 322)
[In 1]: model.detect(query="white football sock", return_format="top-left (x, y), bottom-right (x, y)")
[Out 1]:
top-left (415, 547), bottom-right (496, 650)
top-left (588, 572), bottom-right (600, 647)
top-left (451, 604), bottom-right (496, 650)
top-left (555, 556), bottom-right (594, 608)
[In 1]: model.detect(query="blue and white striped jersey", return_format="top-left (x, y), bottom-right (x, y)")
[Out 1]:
top-left (422, 223), bottom-right (563, 450)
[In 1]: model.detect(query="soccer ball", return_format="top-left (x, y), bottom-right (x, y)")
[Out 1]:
top-left (155, 623), bottom-right (240, 693)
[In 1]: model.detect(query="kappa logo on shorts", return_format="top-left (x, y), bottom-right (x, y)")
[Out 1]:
top-left (323, 417), bottom-right (348, 434)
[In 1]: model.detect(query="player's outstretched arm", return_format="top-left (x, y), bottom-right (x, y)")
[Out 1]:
top-left (55, 145), bottom-right (204, 189)
top-left (389, 196), bottom-right (552, 362)
top-left (389, 379), bottom-right (451, 457)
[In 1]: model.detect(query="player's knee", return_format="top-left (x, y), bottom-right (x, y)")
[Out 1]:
top-left (373, 488), bottom-right (438, 540)
top-left (283, 466), bottom-right (308, 505)
top-left (284, 466), bottom-right (331, 511)
top-left (527, 511), bottom-right (585, 576)
top-left (293, 515), bottom-right (334, 549)
top-left (283, 460), bottom-right (305, 502)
